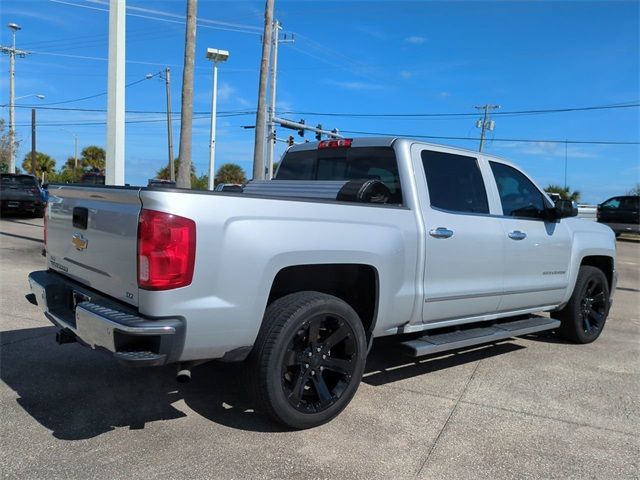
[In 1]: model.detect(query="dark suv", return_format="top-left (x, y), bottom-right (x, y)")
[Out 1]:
top-left (597, 195), bottom-right (640, 237)
top-left (0, 174), bottom-right (45, 218)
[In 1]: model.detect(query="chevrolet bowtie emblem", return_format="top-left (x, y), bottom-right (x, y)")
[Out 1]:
top-left (71, 233), bottom-right (88, 251)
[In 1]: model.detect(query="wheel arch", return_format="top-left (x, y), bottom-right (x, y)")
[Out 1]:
top-left (267, 263), bottom-right (380, 339)
top-left (580, 255), bottom-right (614, 291)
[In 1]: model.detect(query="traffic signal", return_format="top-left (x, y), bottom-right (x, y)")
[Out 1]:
top-left (315, 124), bottom-right (322, 141)
top-left (287, 135), bottom-right (295, 146)
top-left (297, 119), bottom-right (305, 137)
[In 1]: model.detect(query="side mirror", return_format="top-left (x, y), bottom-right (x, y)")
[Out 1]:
top-left (553, 199), bottom-right (578, 219)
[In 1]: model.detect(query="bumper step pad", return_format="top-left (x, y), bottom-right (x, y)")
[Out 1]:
top-left (400, 316), bottom-right (560, 357)
top-left (113, 351), bottom-right (167, 367)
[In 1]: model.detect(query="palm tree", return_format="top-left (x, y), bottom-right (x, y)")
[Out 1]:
top-left (545, 184), bottom-right (581, 202)
top-left (21, 152), bottom-right (56, 177)
top-left (215, 163), bottom-right (247, 186)
top-left (80, 146), bottom-right (106, 170)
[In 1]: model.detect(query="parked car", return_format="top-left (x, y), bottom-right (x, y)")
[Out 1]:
top-left (214, 183), bottom-right (244, 192)
top-left (80, 170), bottom-right (105, 185)
top-left (0, 173), bottom-right (45, 217)
top-left (597, 195), bottom-right (640, 237)
top-left (29, 138), bottom-right (617, 429)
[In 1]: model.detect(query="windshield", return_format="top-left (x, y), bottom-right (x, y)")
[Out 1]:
top-left (276, 147), bottom-right (402, 204)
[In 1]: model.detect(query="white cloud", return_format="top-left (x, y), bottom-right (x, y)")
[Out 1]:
top-left (277, 100), bottom-right (294, 113)
top-left (217, 83), bottom-right (236, 102)
top-left (400, 70), bottom-right (413, 79)
top-left (326, 80), bottom-right (384, 91)
top-left (495, 141), bottom-right (598, 159)
top-left (405, 36), bottom-right (426, 45)
top-left (439, 91), bottom-right (451, 98)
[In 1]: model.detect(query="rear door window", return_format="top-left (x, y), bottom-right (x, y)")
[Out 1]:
top-left (620, 197), bottom-right (639, 210)
top-left (421, 150), bottom-right (489, 214)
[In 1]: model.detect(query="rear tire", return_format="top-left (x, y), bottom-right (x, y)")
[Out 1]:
top-left (552, 266), bottom-right (610, 343)
top-left (248, 291), bottom-right (367, 429)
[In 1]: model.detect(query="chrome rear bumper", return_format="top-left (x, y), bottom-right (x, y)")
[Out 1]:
top-left (28, 270), bottom-right (184, 366)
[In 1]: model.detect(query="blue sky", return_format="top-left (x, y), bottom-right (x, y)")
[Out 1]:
top-left (1, 0), bottom-right (638, 203)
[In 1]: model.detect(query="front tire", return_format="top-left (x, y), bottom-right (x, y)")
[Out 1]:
top-left (552, 266), bottom-right (610, 343)
top-left (249, 291), bottom-right (367, 429)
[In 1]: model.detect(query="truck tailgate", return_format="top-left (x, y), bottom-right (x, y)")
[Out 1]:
top-left (46, 186), bottom-right (142, 307)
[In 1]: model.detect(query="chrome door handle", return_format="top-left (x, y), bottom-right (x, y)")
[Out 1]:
top-left (508, 230), bottom-right (527, 240)
top-left (429, 227), bottom-right (454, 239)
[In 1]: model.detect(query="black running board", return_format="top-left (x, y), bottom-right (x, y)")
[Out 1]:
top-left (400, 316), bottom-right (560, 357)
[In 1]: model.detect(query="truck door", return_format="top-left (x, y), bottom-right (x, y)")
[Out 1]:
top-left (487, 161), bottom-right (572, 311)
top-left (411, 145), bottom-right (505, 323)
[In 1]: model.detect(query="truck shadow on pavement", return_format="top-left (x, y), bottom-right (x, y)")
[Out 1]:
top-left (1, 326), bottom-right (524, 438)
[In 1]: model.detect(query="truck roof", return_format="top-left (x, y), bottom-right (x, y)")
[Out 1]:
top-left (286, 136), bottom-right (514, 165)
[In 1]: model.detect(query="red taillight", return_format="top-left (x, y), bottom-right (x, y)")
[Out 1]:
top-left (318, 138), bottom-right (352, 149)
top-left (137, 209), bottom-right (196, 290)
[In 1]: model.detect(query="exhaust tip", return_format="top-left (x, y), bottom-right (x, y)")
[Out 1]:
top-left (176, 369), bottom-right (191, 384)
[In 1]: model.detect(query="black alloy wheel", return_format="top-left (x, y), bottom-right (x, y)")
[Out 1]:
top-left (579, 277), bottom-right (607, 336)
top-left (249, 291), bottom-right (367, 429)
top-left (282, 314), bottom-right (358, 413)
top-left (553, 265), bottom-right (610, 344)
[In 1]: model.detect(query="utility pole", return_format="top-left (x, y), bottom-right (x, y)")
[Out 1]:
top-left (564, 139), bottom-right (568, 190)
top-left (475, 104), bottom-right (500, 152)
top-left (162, 67), bottom-right (174, 181)
top-left (31, 108), bottom-right (36, 176)
top-left (2, 23), bottom-right (28, 174)
top-left (266, 21), bottom-right (294, 180)
top-left (74, 135), bottom-right (78, 170)
top-left (106, 0), bottom-right (126, 185)
top-left (176, 0), bottom-right (198, 188)
top-left (252, 0), bottom-right (275, 180)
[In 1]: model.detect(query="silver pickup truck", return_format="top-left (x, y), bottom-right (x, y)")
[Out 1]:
top-left (28, 137), bottom-right (617, 429)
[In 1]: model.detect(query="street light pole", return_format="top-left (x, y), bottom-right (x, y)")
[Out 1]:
top-left (208, 61), bottom-right (218, 190)
top-left (205, 48), bottom-right (229, 191)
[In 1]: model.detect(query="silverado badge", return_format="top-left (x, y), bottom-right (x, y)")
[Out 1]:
top-left (71, 233), bottom-right (88, 251)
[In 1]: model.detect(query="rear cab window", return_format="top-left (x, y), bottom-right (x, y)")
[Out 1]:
top-left (1, 175), bottom-right (38, 187)
top-left (276, 147), bottom-right (403, 204)
top-left (420, 150), bottom-right (489, 214)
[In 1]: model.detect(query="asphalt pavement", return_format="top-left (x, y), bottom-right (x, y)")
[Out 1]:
top-left (1, 216), bottom-right (638, 479)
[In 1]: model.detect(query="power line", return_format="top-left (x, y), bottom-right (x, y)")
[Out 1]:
top-left (33, 73), bottom-right (161, 106)
top-left (7, 101), bottom-right (637, 118)
top-left (281, 102), bottom-right (640, 119)
top-left (13, 113), bottom-right (251, 128)
top-left (8, 105), bottom-right (256, 116)
top-left (338, 129), bottom-right (639, 146)
top-left (50, 0), bottom-right (262, 35)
